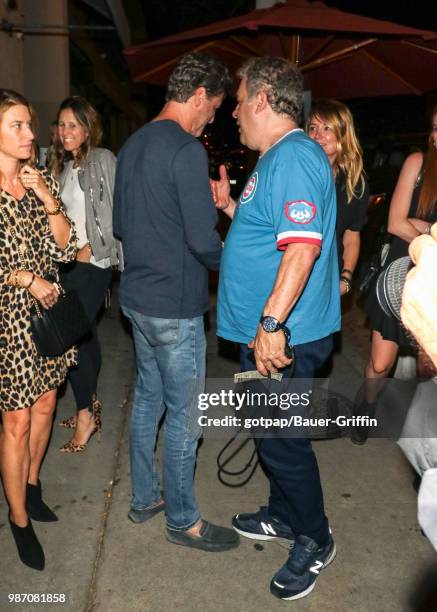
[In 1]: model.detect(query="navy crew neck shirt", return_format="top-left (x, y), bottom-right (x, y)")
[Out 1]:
top-left (113, 120), bottom-right (222, 319)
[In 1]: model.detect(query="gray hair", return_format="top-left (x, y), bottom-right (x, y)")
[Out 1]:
top-left (166, 52), bottom-right (232, 103)
top-left (237, 57), bottom-right (303, 122)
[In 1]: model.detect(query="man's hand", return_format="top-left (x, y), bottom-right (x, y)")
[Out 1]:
top-left (249, 327), bottom-right (293, 376)
top-left (401, 223), bottom-right (437, 367)
top-left (210, 165), bottom-right (236, 217)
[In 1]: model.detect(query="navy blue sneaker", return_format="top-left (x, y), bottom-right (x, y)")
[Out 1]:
top-left (270, 534), bottom-right (336, 600)
top-left (232, 506), bottom-right (294, 541)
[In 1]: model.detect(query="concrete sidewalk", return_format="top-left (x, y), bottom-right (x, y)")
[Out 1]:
top-left (1, 296), bottom-right (436, 612)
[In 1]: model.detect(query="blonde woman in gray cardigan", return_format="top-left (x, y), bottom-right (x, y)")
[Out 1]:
top-left (51, 96), bottom-right (122, 452)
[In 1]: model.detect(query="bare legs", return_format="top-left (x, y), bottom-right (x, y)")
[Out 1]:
top-left (66, 406), bottom-right (97, 446)
top-left (351, 331), bottom-right (400, 444)
top-left (28, 391), bottom-right (57, 484)
top-left (364, 330), bottom-right (399, 403)
top-left (0, 390), bottom-right (57, 525)
top-left (0, 409), bottom-right (31, 526)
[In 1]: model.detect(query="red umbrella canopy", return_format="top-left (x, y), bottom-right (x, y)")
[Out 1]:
top-left (125, 0), bottom-right (437, 98)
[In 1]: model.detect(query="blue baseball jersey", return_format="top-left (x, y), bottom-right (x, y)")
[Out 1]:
top-left (217, 129), bottom-right (340, 346)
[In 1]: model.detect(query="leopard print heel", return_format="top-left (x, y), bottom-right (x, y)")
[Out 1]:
top-left (92, 398), bottom-right (102, 441)
top-left (59, 401), bottom-right (102, 453)
top-left (58, 396), bottom-right (101, 429)
top-left (59, 440), bottom-right (89, 453)
top-left (58, 415), bottom-right (77, 429)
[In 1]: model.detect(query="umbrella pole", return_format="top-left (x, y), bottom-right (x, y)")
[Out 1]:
top-left (290, 33), bottom-right (300, 64)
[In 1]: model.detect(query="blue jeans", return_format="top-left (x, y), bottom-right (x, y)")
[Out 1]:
top-left (122, 307), bottom-right (205, 531)
top-left (240, 335), bottom-right (333, 546)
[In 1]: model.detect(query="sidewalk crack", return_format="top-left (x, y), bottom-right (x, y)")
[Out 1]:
top-left (84, 375), bottom-right (134, 612)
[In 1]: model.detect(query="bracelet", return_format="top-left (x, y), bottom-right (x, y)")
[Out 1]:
top-left (26, 272), bottom-right (36, 290)
top-left (281, 326), bottom-right (294, 359)
top-left (341, 268), bottom-right (353, 277)
top-left (16, 270), bottom-right (26, 288)
top-left (340, 276), bottom-right (352, 293)
top-left (8, 269), bottom-right (20, 287)
top-left (44, 199), bottom-right (61, 215)
top-left (9, 270), bottom-right (28, 288)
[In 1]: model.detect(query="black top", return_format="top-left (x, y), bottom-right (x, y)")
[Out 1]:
top-left (113, 120), bottom-right (222, 318)
top-left (385, 169), bottom-right (437, 264)
top-left (365, 166), bottom-right (437, 345)
top-left (335, 172), bottom-right (368, 270)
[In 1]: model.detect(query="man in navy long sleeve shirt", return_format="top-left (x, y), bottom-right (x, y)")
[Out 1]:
top-left (113, 52), bottom-right (238, 552)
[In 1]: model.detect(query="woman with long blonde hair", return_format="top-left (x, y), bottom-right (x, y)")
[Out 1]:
top-left (307, 99), bottom-right (368, 296)
top-left (0, 89), bottom-right (77, 569)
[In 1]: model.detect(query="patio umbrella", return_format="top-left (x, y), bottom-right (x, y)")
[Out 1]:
top-left (124, 0), bottom-right (437, 98)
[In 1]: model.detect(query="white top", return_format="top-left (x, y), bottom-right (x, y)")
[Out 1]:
top-left (419, 468), bottom-right (437, 552)
top-left (61, 165), bottom-right (110, 269)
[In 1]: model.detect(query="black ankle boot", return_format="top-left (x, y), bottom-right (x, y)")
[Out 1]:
top-left (350, 399), bottom-right (376, 445)
top-left (26, 480), bottom-right (58, 522)
top-left (9, 517), bottom-right (45, 571)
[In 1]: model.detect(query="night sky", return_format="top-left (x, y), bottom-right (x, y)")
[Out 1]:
top-left (323, 1), bottom-right (436, 31)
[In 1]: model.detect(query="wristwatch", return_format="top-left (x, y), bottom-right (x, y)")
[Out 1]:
top-left (260, 316), bottom-right (294, 358)
top-left (260, 315), bottom-right (284, 333)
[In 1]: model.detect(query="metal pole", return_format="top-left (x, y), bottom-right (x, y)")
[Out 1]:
top-left (255, 0), bottom-right (286, 8)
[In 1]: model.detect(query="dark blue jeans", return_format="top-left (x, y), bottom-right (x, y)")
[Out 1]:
top-left (240, 334), bottom-right (333, 546)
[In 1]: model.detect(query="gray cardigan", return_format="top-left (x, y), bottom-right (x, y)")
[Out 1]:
top-left (59, 148), bottom-right (123, 269)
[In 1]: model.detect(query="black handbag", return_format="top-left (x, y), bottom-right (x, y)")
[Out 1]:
top-left (1, 206), bottom-right (90, 356)
top-left (359, 231), bottom-right (392, 294)
top-left (30, 288), bottom-right (90, 357)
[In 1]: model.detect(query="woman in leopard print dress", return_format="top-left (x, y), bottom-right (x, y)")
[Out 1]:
top-left (0, 90), bottom-right (77, 570)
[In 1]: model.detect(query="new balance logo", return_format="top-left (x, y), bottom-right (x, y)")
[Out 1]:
top-left (260, 522), bottom-right (277, 536)
top-left (309, 560), bottom-right (324, 575)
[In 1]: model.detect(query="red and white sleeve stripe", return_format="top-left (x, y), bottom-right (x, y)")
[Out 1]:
top-left (277, 230), bottom-right (322, 251)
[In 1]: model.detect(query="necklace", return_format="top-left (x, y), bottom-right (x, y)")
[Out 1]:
top-left (2, 195), bottom-right (31, 259)
top-left (69, 165), bottom-right (78, 181)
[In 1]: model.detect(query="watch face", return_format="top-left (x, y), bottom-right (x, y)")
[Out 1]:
top-left (262, 316), bottom-right (279, 332)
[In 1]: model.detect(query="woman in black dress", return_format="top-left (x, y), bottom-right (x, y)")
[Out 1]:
top-left (362, 106), bottom-right (437, 406)
top-left (307, 99), bottom-right (368, 296)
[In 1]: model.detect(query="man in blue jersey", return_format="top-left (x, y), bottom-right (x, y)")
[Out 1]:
top-left (113, 53), bottom-right (239, 553)
top-left (212, 57), bottom-right (340, 599)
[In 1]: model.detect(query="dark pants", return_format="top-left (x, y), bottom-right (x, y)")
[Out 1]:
top-left (239, 334), bottom-right (333, 546)
top-left (60, 262), bottom-right (112, 412)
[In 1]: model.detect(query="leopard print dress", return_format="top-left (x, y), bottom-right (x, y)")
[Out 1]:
top-left (0, 171), bottom-right (77, 411)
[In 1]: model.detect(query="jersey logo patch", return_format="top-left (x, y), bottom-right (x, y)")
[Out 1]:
top-left (239, 172), bottom-right (258, 205)
top-left (285, 200), bottom-right (316, 224)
